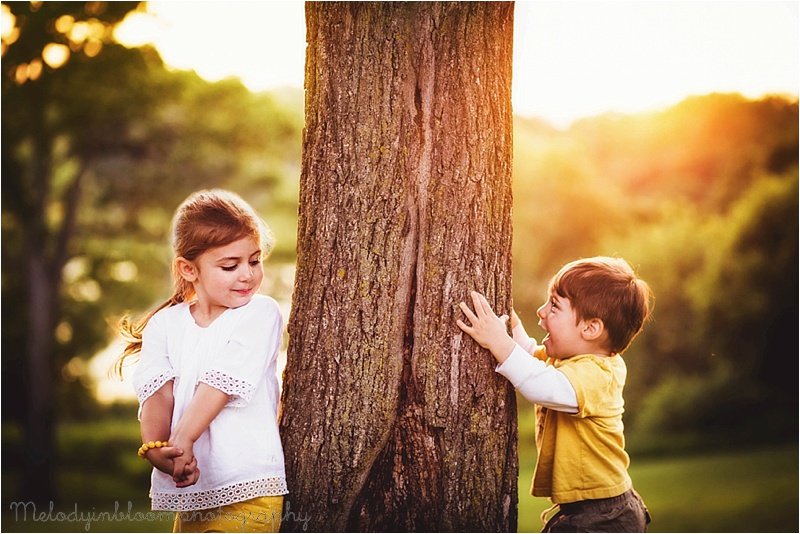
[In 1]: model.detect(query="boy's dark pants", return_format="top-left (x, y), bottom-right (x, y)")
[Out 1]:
top-left (543, 489), bottom-right (651, 533)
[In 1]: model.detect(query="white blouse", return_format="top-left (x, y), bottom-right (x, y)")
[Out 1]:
top-left (132, 294), bottom-right (287, 511)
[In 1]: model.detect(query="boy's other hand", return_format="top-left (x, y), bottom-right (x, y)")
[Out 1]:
top-left (457, 291), bottom-right (516, 364)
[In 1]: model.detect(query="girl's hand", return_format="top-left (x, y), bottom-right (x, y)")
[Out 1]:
top-left (174, 456), bottom-right (200, 488)
top-left (145, 446), bottom-right (200, 487)
top-left (456, 291), bottom-right (516, 364)
top-left (169, 437), bottom-right (198, 486)
top-left (510, 309), bottom-right (521, 330)
top-left (145, 446), bottom-right (184, 475)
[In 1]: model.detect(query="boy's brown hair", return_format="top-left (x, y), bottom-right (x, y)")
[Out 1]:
top-left (549, 256), bottom-right (653, 354)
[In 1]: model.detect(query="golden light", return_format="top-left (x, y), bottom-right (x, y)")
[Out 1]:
top-left (63, 257), bottom-right (89, 283)
top-left (113, 10), bottom-right (158, 47)
top-left (115, 2), bottom-right (799, 130)
top-left (42, 42), bottom-right (70, 68)
top-left (88, 18), bottom-right (106, 40)
top-left (62, 356), bottom-right (87, 382)
top-left (27, 58), bottom-right (42, 81)
top-left (14, 63), bottom-right (28, 84)
top-left (55, 14), bottom-right (74, 34)
top-left (1, 3), bottom-right (18, 55)
top-left (1, 3), bottom-right (14, 35)
top-left (513, 2), bottom-right (799, 127)
top-left (69, 20), bottom-right (90, 44)
top-left (114, 2), bottom-right (306, 91)
top-left (55, 321), bottom-right (74, 344)
top-left (110, 261), bottom-right (138, 282)
top-left (3, 25), bottom-right (18, 44)
top-left (69, 279), bottom-right (102, 302)
top-left (84, 38), bottom-right (103, 58)
top-left (56, 16), bottom-right (107, 57)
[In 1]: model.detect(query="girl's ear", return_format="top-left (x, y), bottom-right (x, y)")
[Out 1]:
top-left (581, 317), bottom-right (605, 341)
top-left (175, 257), bottom-right (198, 282)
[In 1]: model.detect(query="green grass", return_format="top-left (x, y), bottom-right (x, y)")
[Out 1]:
top-left (629, 445), bottom-right (798, 533)
top-left (517, 442), bottom-right (798, 533)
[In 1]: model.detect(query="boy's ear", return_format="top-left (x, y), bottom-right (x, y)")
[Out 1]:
top-left (581, 318), bottom-right (605, 341)
top-left (175, 257), bottom-right (198, 282)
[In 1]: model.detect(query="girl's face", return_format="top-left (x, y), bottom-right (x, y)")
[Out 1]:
top-left (536, 293), bottom-right (586, 359)
top-left (189, 236), bottom-right (264, 314)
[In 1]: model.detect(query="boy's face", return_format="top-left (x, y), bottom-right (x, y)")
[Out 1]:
top-left (536, 293), bottom-right (592, 359)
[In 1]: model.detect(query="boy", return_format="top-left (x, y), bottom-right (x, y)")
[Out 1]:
top-left (457, 256), bottom-right (652, 532)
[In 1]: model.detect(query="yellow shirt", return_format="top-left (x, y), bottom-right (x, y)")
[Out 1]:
top-left (531, 349), bottom-right (632, 503)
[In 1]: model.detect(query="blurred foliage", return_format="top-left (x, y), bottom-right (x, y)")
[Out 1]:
top-left (2, 1), bottom-right (303, 431)
top-left (512, 93), bottom-right (798, 449)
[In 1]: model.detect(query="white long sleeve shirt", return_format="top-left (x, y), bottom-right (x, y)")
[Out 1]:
top-left (132, 294), bottom-right (287, 511)
top-left (495, 323), bottom-right (579, 413)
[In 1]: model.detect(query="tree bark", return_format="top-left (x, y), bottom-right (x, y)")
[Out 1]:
top-left (20, 84), bottom-right (58, 503)
top-left (22, 246), bottom-right (57, 503)
top-left (279, 3), bottom-right (516, 531)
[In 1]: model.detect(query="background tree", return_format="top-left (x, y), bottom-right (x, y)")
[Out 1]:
top-left (2, 1), bottom-right (141, 502)
top-left (279, 3), bottom-right (517, 531)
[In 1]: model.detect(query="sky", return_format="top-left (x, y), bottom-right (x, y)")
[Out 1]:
top-left (115, 1), bottom-right (799, 128)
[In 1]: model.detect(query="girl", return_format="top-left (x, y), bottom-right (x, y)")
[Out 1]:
top-left (117, 189), bottom-right (287, 532)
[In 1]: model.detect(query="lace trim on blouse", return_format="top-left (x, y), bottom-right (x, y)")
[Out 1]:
top-left (151, 476), bottom-right (288, 511)
top-left (199, 369), bottom-right (257, 407)
top-left (136, 370), bottom-right (178, 405)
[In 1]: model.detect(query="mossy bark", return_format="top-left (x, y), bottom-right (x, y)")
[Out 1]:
top-left (279, 2), bottom-right (517, 531)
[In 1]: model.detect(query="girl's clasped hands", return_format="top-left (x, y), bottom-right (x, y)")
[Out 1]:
top-left (144, 445), bottom-right (200, 488)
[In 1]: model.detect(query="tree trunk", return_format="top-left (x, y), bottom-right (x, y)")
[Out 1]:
top-left (21, 246), bottom-right (57, 503)
top-left (279, 2), bottom-right (516, 531)
top-left (20, 85), bottom-right (57, 503)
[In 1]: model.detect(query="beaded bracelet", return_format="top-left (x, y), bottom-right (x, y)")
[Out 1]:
top-left (138, 440), bottom-right (169, 458)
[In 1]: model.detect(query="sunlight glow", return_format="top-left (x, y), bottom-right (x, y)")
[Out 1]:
top-left (1, 3), bottom-right (14, 38)
top-left (42, 42), bottom-right (70, 69)
top-left (112, 10), bottom-right (158, 47)
top-left (26, 57), bottom-right (42, 80)
top-left (116, 1), bottom-right (305, 90)
top-left (1, 3), bottom-right (18, 55)
top-left (114, 1), bottom-right (799, 128)
top-left (512, 1), bottom-right (799, 127)
top-left (55, 14), bottom-right (75, 34)
top-left (90, 338), bottom-right (136, 404)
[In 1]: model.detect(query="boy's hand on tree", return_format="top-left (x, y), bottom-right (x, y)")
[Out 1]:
top-left (510, 309), bottom-right (521, 330)
top-left (457, 291), bottom-right (516, 364)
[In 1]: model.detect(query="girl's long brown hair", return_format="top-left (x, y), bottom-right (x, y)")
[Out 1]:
top-left (115, 189), bottom-right (272, 378)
